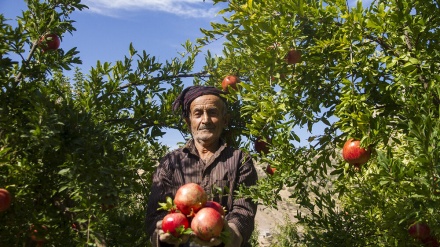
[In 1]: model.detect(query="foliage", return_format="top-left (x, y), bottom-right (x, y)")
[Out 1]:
top-left (2, 0), bottom-right (440, 246)
top-left (271, 217), bottom-right (301, 247)
top-left (200, 0), bottom-right (440, 245)
top-left (0, 0), bottom-right (200, 245)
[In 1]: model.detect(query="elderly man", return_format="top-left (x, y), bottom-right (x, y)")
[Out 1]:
top-left (146, 85), bottom-right (258, 247)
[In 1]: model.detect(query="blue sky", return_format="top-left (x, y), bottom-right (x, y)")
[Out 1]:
top-left (1, 0), bottom-right (225, 73)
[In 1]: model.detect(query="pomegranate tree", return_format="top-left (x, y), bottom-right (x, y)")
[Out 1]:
top-left (162, 212), bottom-right (190, 237)
top-left (191, 207), bottom-right (224, 241)
top-left (174, 183), bottom-right (207, 216)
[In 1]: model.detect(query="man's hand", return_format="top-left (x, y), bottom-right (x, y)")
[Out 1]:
top-left (190, 235), bottom-right (224, 246)
top-left (224, 222), bottom-right (243, 247)
top-left (155, 220), bottom-right (190, 246)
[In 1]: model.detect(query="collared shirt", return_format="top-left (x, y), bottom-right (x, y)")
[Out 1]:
top-left (146, 139), bottom-right (258, 246)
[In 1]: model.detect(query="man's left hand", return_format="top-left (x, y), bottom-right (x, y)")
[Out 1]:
top-left (224, 222), bottom-right (242, 247)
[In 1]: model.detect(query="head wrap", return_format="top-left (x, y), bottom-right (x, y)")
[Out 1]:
top-left (172, 85), bottom-right (227, 117)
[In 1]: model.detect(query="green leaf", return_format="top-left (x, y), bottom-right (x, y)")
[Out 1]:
top-left (58, 168), bottom-right (70, 175)
top-left (157, 196), bottom-right (175, 211)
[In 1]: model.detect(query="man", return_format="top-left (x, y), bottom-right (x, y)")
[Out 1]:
top-left (146, 85), bottom-right (258, 247)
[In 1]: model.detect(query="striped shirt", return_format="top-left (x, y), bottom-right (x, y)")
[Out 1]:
top-left (146, 139), bottom-right (258, 246)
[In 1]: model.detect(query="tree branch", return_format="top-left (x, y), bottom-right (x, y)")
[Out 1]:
top-left (96, 71), bottom-right (211, 101)
top-left (14, 38), bottom-right (40, 84)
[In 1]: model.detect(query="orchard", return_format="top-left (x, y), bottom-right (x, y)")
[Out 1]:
top-left (1, 0), bottom-right (440, 246)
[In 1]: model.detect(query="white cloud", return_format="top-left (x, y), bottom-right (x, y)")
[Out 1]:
top-left (82, 0), bottom-right (222, 18)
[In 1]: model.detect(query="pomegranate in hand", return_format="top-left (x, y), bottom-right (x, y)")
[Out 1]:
top-left (174, 183), bottom-right (207, 216)
top-left (204, 201), bottom-right (225, 216)
top-left (191, 207), bottom-right (224, 241)
top-left (162, 212), bottom-right (190, 237)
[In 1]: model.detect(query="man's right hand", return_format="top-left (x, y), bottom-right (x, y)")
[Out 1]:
top-left (190, 234), bottom-right (223, 246)
top-left (155, 220), bottom-right (190, 246)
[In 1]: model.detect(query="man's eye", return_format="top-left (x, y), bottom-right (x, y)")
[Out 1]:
top-left (208, 110), bottom-right (218, 115)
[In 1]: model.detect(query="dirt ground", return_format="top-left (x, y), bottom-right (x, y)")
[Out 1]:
top-left (253, 167), bottom-right (300, 246)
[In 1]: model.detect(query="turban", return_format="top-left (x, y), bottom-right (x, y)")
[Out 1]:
top-left (172, 85), bottom-right (226, 117)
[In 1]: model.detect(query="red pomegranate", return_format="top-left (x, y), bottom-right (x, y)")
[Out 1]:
top-left (174, 183), bottom-right (207, 216)
top-left (162, 212), bottom-right (190, 237)
top-left (39, 33), bottom-right (60, 52)
top-left (285, 49), bottom-right (301, 64)
top-left (221, 75), bottom-right (239, 92)
top-left (0, 188), bottom-right (11, 212)
top-left (342, 139), bottom-right (371, 168)
top-left (265, 164), bottom-right (276, 175)
top-left (408, 222), bottom-right (431, 240)
top-left (204, 201), bottom-right (225, 216)
top-left (191, 207), bottom-right (224, 241)
top-left (255, 137), bottom-right (270, 154)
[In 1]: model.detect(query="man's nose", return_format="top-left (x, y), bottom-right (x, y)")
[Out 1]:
top-left (201, 111), bottom-right (211, 123)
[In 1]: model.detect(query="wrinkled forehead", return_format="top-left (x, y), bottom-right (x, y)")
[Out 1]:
top-left (189, 95), bottom-right (225, 111)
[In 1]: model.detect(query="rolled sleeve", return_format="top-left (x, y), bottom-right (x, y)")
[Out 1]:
top-left (145, 155), bottom-right (174, 238)
top-left (225, 153), bottom-right (258, 245)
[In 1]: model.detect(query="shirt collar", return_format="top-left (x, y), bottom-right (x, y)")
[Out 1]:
top-left (183, 138), bottom-right (228, 158)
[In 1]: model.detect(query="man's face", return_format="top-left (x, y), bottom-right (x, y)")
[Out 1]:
top-left (186, 94), bottom-right (228, 145)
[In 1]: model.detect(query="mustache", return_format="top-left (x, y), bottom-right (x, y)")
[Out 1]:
top-left (198, 125), bottom-right (214, 130)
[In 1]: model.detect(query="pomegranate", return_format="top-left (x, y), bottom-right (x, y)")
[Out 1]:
top-left (255, 137), bottom-right (270, 154)
top-left (0, 188), bottom-right (11, 212)
top-left (285, 49), bottom-right (301, 64)
top-left (162, 212), bottom-right (190, 237)
top-left (204, 201), bottom-right (225, 216)
top-left (265, 164), bottom-right (276, 175)
top-left (39, 33), bottom-right (60, 52)
top-left (174, 183), bottom-right (207, 216)
top-left (342, 139), bottom-right (371, 168)
top-left (408, 222), bottom-right (431, 240)
top-left (221, 75), bottom-right (239, 92)
top-left (191, 207), bottom-right (224, 241)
